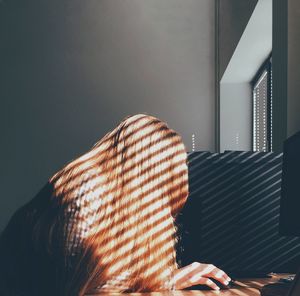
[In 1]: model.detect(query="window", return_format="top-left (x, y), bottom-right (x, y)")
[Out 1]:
top-left (252, 56), bottom-right (272, 152)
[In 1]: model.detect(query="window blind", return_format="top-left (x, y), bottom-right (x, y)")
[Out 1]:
top-left (253, 59), bottom-right (272, 152)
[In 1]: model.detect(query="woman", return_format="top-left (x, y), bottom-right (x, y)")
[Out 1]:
top-left (0, 114), bottom-right (230, 295)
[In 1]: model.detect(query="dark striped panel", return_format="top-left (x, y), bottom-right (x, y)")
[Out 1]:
top-left (176, 151), bottom-right (300, 273)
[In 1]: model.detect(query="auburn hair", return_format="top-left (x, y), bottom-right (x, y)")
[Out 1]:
top-left (47, 114), bottom-right (189, 295)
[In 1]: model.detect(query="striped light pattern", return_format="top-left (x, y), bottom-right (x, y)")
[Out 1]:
top-left (177, 151), bottom-right (300, 274)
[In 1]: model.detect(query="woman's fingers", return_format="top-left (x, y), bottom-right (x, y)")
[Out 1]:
top-left (192, 263), bottom-right (231, 285)
top-left (208, 266), bottom-right (231, 285)
top-left (197, 277), bottom-right (220, 290)
top-left (175, 273), bottom-right (220, 290)
top-left (173, 262), bottom-right (231, 290)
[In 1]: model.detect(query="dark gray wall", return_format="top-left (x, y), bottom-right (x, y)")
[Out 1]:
top-left (273, 0), bottom-right (287, 152)
top-left (287, 0), bottom-right (300, 137)
top-left (273, 0), bottom-right (300, 151)
top-left (0, 0), bottom-right (215, 231)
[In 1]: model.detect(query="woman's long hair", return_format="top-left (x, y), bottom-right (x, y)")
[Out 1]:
top-left (48, 114), bottom-right (189, 295)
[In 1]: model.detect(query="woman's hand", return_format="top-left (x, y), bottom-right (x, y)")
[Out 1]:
top-left (172, 262), bottom-right (231, 290)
